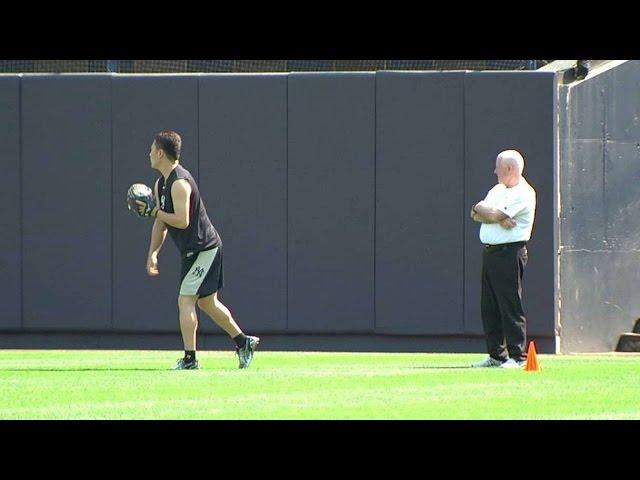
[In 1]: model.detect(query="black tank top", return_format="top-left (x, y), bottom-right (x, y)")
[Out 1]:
top-left (157, 164), bottom-right (221, 255)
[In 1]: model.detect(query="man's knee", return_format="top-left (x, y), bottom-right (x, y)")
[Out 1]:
top-left (178, 294), bottom-right (198, 310)
top-left (197, 292), bottom-right (218, 310)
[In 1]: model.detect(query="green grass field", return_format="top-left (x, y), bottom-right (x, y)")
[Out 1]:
top-left (1, 350), bottom-right (639, 419)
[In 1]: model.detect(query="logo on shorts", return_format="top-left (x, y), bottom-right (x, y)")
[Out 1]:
top-left (193, 266), bottom-right (206, 278)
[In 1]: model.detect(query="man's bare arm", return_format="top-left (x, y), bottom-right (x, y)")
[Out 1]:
top-left (473, 201), bottom-right (509, 223)
top-left (470, 206), bottom-right (498, 224)
top-left (136, 179), bottom-right (191, 229)
top-left (155, 180), bottom-right (191, 229)
top-left (146, 179), bottom-right (168, 276)
top-left (148, 218), bottom-right (168, 257)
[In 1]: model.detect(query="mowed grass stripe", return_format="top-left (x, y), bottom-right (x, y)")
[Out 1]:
top-left (1, 351), bottom-right (639, 419)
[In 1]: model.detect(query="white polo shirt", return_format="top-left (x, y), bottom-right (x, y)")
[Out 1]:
top-left (479, 177), bottom-right (536, 245)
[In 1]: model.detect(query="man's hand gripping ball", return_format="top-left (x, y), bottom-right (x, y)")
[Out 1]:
top-left (127, 183), bottom-right (158, 218)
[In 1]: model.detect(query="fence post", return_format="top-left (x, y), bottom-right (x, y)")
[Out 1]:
top-left (107, 60), bottom-right (120, 73)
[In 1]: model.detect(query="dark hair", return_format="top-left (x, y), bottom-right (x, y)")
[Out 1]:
top-left (153, 131), bottom-right (182, 161)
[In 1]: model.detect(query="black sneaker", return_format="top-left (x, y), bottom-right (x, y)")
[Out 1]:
top-left (236, 336), bottom-right (260, 369)
top-left (173, 357), bottom-right (200, 370)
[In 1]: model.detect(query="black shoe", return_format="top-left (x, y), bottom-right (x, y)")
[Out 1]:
top-left (173, 357), bottom-right (200, 370)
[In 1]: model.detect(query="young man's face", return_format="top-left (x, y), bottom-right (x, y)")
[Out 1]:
top-left (149, 141), bottom-right (162, 169)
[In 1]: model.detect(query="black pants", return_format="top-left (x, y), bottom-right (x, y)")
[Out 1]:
top-left (481, 242), bottom-right (528, 362)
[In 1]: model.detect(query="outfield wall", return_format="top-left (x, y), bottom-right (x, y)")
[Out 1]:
top-left (0, 72), bottom-right (557, 352)
top-left (558, 60), bottom-right (640, 352)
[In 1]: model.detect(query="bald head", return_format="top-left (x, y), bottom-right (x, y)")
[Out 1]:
top-left (497, 150), bottom-right (525, 175)
top-left (494, 149), bottom-right (525, 187)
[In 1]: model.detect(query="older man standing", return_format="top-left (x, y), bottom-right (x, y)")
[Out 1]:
top-left (470, 150), bottom-right (537, 369)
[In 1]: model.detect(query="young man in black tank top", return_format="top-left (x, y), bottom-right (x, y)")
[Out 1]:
top-left (135, 131), bottom-right (259, 370)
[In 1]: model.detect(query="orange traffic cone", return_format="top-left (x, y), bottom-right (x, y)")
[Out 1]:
top-left (524, 341), bottom-right (541, 372)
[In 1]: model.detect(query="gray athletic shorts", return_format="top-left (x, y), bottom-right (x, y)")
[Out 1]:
top-left (179, 246), bottom-right (224, 297)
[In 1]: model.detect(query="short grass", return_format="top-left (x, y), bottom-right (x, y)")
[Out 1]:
top-left (1, 350), bottom-right (639, 419)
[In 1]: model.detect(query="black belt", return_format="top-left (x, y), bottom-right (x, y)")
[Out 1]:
top-left (484, 241), bottom-right (527, 253)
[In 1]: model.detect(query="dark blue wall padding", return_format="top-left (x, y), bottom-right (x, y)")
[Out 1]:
top-left (0, 76), bottom-right (21, 330)
top-left (375, 72), bottom-right (465, 334)
top-left (287, 73), bottom-right (375, 333)
top-left (464, 72), bottom-right (556, 337)
top-left (198, 75), bottom-right (288, 334)
top-left (21, 76), bottom-right (112, 330)
top-left (112, 75), bottom-right (199, 332)
top-left (3, 71), bottom-right (559, 350)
